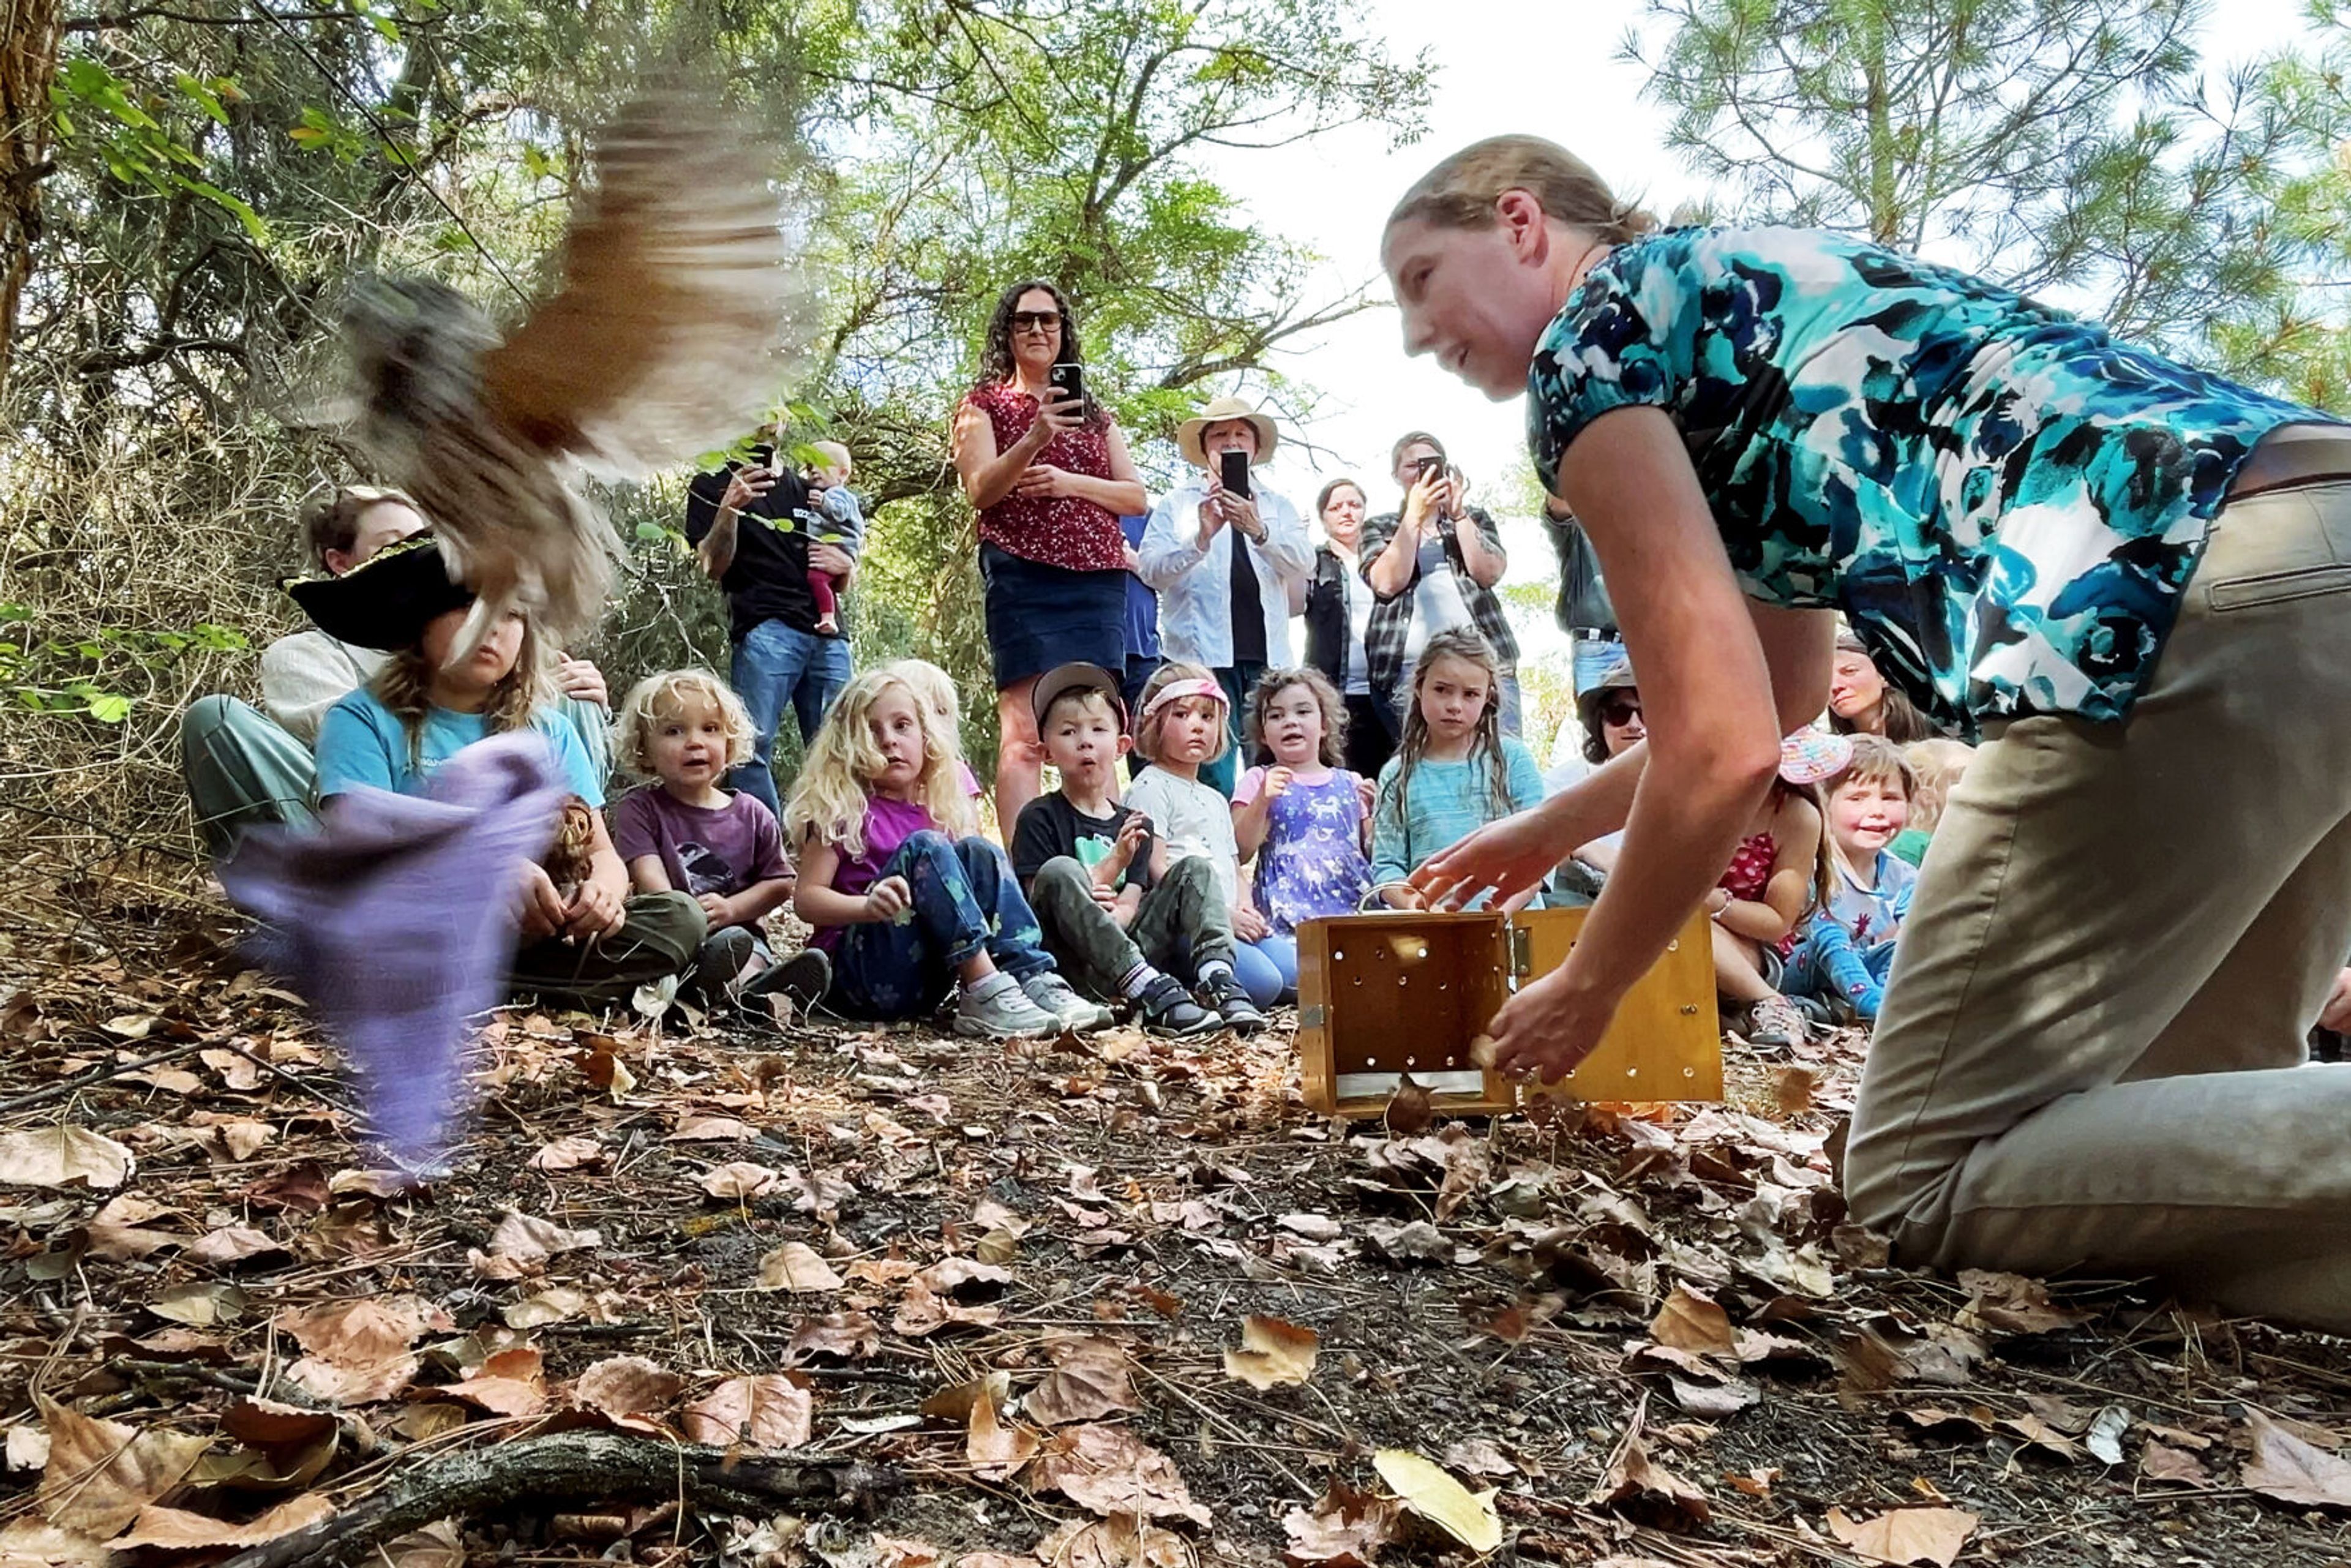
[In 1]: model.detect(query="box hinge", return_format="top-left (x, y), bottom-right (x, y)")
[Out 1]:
top-left (1509, 925), bottom-right (1531, 983)
top-left (1299, 1005), bottom-right (1327, 1029)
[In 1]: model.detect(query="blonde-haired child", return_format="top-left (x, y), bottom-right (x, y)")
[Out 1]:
top-left (1892, 737), bottom-right (1975, 866)
top-left (610, 669), bottom-right (828, 1014)
top-left (1122, 662), bottom-right (1283, 1019)
top-left (786, 667), bottom-right (1102, 1037)
top-left (804, 440), bottom-right (864, 637)
top-left (885, 658), bottom-right (986, 805)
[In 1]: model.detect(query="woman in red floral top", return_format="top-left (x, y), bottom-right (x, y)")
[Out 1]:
top-left (951, 280), bottom-right (1148, 824)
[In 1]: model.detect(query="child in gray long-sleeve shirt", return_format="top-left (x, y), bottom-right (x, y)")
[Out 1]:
top-left (804, 440), bottom-right (865, 637)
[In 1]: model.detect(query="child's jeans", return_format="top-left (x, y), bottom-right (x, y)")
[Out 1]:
top-left (1784, 927), bottom-right (1897, 1021)
top-left (1252, 934), bottom-right (1300, 1002)
top-left (1027, 855), bottom-right (1234, 996)
top-left (829, 831), bottom-right (1053, 1019)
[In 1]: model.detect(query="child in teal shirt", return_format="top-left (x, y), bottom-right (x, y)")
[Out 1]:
top-left (1373, 629), bottom-right (1546, 910)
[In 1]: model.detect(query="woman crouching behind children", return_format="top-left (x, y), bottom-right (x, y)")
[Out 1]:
top-left (784, 667), bottom-right (1108, 1038)
top-left (609, 669), bottom-right (832, 1019)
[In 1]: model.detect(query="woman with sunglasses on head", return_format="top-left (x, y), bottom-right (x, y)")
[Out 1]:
top-left (1387, 132), bottom-right (2351, 1329)
top-left (953, 282), bottom-right (1149, 828)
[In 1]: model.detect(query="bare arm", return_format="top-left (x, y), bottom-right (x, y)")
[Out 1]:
top-left (952, 397), bottom-right (1051, 512)
top-left (699, 505), bottom-right (741, 579)
top-left (1366, 479), bottom-right (1433, 597)
top-left (1453, 503), bottom-right (1508, 590)
top-left (1069, 421), bottom-right (1149, 517)
top-left (625, 853), bottom-right (673, 896)
top-left (730, 872), bottom-right (798, 926)
top-left (792, 836), bottom-right (892, 927)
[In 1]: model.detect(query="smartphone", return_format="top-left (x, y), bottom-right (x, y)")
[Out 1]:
top-left (1048, 361), bottom-right (1084, 405)
top-left (1414, 454), bottom-right (1444, 482)
top-left (1220, 448), bottom-right (1251, 498)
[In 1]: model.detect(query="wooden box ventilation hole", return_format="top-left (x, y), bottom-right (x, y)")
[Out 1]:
top-left (1292, 907), bottom-right (1722, 1119)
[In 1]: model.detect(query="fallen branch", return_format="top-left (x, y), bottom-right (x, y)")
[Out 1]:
top-left (217, 1433), bottom-right (899, 1568)
top-left (0, 1042), bottom-right (208, 1117)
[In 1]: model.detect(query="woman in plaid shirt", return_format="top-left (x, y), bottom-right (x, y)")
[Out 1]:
top-left (1359, 432), bottom-right (1521, 735)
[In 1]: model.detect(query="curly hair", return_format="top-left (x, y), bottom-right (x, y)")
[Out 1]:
top-left (972, 278), bottom-right (1102, 423)
top-left (371, 615), bottom-right (553, 771)
top-left (783, 669), bottom-right (977, 862)
top-left (1245, 666), bottom-right (1347, 770)
top-left (613, 668), bottom-right (756, 778)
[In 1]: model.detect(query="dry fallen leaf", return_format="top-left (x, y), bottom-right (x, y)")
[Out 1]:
top-left (1024, 1336), bottom-right (1141, 1426)
top-left (1649, 1285), bottom-right (1736, 1358)
top-left (571, 1356), bottom-right (684, 1433)
top-left (528, 1135), bottom-right (606, 1172)
top-left (378, 1520), bottom-right (467, 1568)
top-left (1283, 1479), bottom-right (1401, 1567)
top-left (35, 1396), bottom-right (210, 1539)
top-left (786, 1311), bottom-right (880, 1364)
top-left (277, 1296), bottom-right (448, 1405)
top-left (1035, 1513), bottom-right (1188, 1568)
top-left (2141, 1439), bottom-right (2213, 1486)
top-left (113, 1494), bottom-right (334, 1550)
top-left (187, 1225), bottom-right (283, 1267)
top-left (703, 1161), bottom-right (781, 1199)
top-left (1223, 1315), bottom-right (1319, 1391)
top-left (503, 1288), bottom-right (588, 1330)
top-left (1824, 1507), bottom-right (1979, 1568)
top-left (487, 1211), bottom-right (601, 1266)
top-left (1772, 1065), bottom-right (1821, 1114)
top-left (0, 1128), bottom-right (134, 1191)
top-left (1954, 1269), bottom-right (2081, 1335)
top-left (1589, 1415), bottom-right (1709, 1529)
top-left (894, 1283), bottom-right (1000, 1338)
top-left (683, 1376), bottom-right (812, 1450)
top-left (756, 1242), bottom-right (844, 1293)
top-left (668, 1116), bottom-right (755, 1142)
top-left (439, 1347), bottom-right (549, 1417)
top-left (1372, 1448), bottom-right (1501, 1554)
top-left (0, 1517), bottom-right (112, 1565)
top-left (2243, 1410), bottom-right (2351, 1509)
top-left (1032, 1424), bottom-right (1211, 1525)
top-left (966, 1384), bottom-right (1039, 1482)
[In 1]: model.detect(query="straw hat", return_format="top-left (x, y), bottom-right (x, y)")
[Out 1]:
top-left (1176, 396), bottom-right (1279, 468)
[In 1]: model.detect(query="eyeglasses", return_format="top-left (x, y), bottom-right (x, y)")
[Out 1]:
top-left (1011, 310), bottom-right (1062, 332)
top-left (1599, 697), bottom-right (1642, 726)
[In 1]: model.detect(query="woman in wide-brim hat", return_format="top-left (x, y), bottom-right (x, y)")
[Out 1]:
top-left (1173, 396), bottom-right (1279, 467)
top-left (299, 533), bottom-right (708, 1009)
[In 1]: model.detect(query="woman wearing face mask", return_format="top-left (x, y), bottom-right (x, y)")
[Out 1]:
top-left (1302, 477), bottom-right (1398, 779)
top-left (1385, 132), bottom-right (2351, 1330)
top-left (952, 280), bottom-right (1149, 828)
top-left (1359, 433), bottom-right (1522, 737)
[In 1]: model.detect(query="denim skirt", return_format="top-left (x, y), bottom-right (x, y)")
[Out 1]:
top-left (980, 543), bottom-right (1128, 689)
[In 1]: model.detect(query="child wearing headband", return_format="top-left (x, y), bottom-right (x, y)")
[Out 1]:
top-left (1121, 662), bottom-right (1289, 1019)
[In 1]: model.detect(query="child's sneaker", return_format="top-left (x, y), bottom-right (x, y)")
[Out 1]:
top-left (1022, 972), bottom-right (1115, 1033)
top-left (1136, 974), bottom-right (1219, 1037)
top-left (1745, 993), bottom-right (1812, 1048)
top-left (740, 948), bottom-right (832, 1019)
top-left (691, 926), bottom-right (760, 1000)
top-left (954, 973), bottom-right (1059, 1039)
top-left (1197, 969), bottom-right (1267, 1035)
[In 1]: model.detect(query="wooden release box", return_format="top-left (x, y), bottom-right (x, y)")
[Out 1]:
top-left (1293, 906), bottom-right (1722, 1118)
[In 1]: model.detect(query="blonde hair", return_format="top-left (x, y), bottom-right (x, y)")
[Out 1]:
top-left (1246, 666), bottom-right (1346, 769)
top-left (809, 440), bottom-right (853, 476)
top-left (1902, 738), bottom-right (1976, 833)
top-left (1133, 661), bottom-right (1231, 765)
top-left (784, 669), bottom-right (976, 861)
top-left (613, 669), bottom-right (756, 777)
top-left (372, 614), bottom-right (551, 770)
top-left (886, 658), bottom-right (962, 731)
top-left (1388, 135), bottom-right (1657, 244)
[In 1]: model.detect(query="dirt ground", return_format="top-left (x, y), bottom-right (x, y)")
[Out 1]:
top-left (6, 877), bottom-right (2351, 1568)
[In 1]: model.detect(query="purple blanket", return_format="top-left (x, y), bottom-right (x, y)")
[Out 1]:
top-left (219, 733), bottom-right (565, 1169)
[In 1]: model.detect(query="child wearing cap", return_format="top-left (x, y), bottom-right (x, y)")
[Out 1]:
top-left (1119, 662), bottom-right (1289, 1019)
top-left (1010, 663), bottom-right (1224, 1035)
top-left (1706, 729), bottom-right (1842, 1047)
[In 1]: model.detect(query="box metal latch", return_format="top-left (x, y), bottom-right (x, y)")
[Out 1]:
top-left (1509, 924), bottom-right (1531, 983)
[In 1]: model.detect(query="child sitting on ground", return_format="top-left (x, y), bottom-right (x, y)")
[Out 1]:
top-left (805, 440), bottom-right (864, 638)
top-left (1709, 730), bottom-right (1843, 1048)
top-left (307, 534), bottom-right (703, 1010)
top-left (1787, 735), bottom-right (1918, 1024)
top-left (609, 670), bottom-right (831, 1016)
top-left (1121, 662), bottom-right (1285, 1018)
top-left (1891, 737), bottom-right (1974, 867)
top-left (1009, 663), bottom-right (1229, 1036)
top-left (887, 658), bottom-right (989, 811)
top-left (1232, 667), bottom-right (1373, 996)
top-left (1373, 629), bottom-right (1546, 912)
top-left (784, 666), bottom-right (1104, 1038)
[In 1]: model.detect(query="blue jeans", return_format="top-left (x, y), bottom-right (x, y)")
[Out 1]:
top-left (1572, 634), bottom-right (1627, 696)
top-left (830, 832), bottom-right (1054, 1019)
top-left (1250, 935), bottom-right (1298, 1005)
top-left (730, 618), bottom-right (852, 815)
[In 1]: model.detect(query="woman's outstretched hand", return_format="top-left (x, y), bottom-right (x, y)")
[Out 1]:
top-left (1485, 962), bottom-right (1616, 1085)
top-left (1407, 804), bottom-right (1575, 912)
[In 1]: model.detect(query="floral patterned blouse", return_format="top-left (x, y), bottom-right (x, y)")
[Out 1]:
top-left (962, 381), bottom-right (1125, 572)
top-left (1526, 226), bottom-right (2330, 727)
top-left (1234, 766), bottom-right (1371, 932)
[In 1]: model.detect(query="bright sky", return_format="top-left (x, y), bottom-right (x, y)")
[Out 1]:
top-left (1194, 0), bottom-right (2323, 678)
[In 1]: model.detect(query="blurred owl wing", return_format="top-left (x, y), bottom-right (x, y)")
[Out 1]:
top-left (480, 93), bottom-right (797, 478)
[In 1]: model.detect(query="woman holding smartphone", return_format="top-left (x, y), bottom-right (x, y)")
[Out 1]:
top-left (953, 280), bottom-right (1149, 826)
top-left (1359, 432), bottom-right (1521, 735)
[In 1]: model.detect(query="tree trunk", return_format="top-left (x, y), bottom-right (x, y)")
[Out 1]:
top-left (0, 0), bottom-right (63, 400)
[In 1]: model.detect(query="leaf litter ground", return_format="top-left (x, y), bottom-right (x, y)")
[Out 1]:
top-left (6, 906), bottom-right (2351, 1566)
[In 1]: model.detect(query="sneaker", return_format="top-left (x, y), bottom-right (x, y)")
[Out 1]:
top-left (1197, 969), bottom-right (1267, 1035)
top-left (740, 948), bottom-right (832, 1019)
top-left (1022, 972), bottom-right (1115, 1033)
top-left (1135, 973), bottom-right (1220, 1037)
top-left (1746, 993), bottom-right (1811, 1048)
top-left (691, 926), bottom-right (760, 1000)
top-left (953, 975), bottom-right (1060, 1039)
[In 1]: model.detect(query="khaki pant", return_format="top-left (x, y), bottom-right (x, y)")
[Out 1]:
top-left (1845, 478), bottom-right (2351, 1330)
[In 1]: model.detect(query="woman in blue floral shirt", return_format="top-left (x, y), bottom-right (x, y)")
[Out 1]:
top-left (1385, 133), bottom-right (2351, 1329)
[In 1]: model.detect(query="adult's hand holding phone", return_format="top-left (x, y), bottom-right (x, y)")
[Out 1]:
top-left (720, 464), bottom-right (775, 513)
top-left (1401, 465), bottom-right (1445, 533)
top-left (1195, 476), bottom-right (1232, 550)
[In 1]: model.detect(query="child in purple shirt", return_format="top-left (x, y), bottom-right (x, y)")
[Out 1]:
top-left (612, 670), bottom-right (828, 1016)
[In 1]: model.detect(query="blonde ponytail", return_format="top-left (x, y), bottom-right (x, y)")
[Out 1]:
top-left (1389, 135), bottom-right (1658, 244)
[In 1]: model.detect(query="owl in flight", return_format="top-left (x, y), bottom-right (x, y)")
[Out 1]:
top-left (344, 91), bottom-right (795, 658)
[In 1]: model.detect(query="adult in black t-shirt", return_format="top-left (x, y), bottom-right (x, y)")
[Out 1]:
top-left (685, 443), bottom-right (860, 814)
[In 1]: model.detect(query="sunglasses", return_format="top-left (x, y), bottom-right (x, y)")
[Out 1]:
top-left (1599, 697), bottom-right (1643, 726)
top-left (1011, 310), bottom-right (1063, 331)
